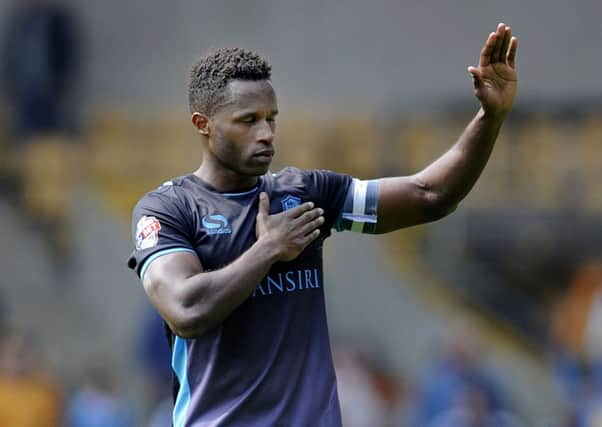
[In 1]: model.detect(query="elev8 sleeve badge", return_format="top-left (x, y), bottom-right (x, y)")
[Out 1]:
top-left (136, 216), bottom-right (162, 250)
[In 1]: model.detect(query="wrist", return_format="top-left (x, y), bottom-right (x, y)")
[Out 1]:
top-left (253, 236), bottom-right (282, 264)
top-left (479, 106), bottom-right (508, 123)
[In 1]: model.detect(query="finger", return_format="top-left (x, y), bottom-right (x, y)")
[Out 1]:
top-left (284, 201), bottom-right (315, 218)
top-left (295, 207), bottom-right (324, 225)
top-left (491, 23), bottom-right (506, 63)
top-left (479, 32), bottom-right (496, 67)
top-left (507, 36), bottom-right (518, 69)
top-left (299, 228), bottom-right (321, 246)
top-left (297, 216), bottom-right (325, 236)
top-left (499, 26), bottom-right (512, 63)
top-left (257, 192), bottom-right (270, 217)
top-left (467, 66), bottom-right (482, 89)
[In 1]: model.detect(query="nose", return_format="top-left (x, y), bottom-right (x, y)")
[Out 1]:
top-left (256, 120), bottom-right (274, 145)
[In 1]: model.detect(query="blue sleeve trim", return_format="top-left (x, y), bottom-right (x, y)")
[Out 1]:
top-left (139, 248), bottom-right (196, 281)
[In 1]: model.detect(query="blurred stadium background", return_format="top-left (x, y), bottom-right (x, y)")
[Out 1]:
top-left (1, 1), bottom-right (602, 426)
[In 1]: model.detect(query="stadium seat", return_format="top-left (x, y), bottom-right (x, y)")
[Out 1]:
top-left (20, 135), bottom-right (76, 222)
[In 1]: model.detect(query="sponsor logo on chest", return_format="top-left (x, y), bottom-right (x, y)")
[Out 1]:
top-left (202, 214), bottom-right (232, 235)
top-left (252, 268), bottom-right (321, 298)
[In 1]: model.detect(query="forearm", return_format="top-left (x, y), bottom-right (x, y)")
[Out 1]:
top-left (175, 239), bottom-right (278, 337)
top-left (417, 108), bottom-right (506, 208)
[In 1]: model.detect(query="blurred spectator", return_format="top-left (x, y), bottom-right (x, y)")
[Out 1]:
top-left (146, 396), bottom-right (172, 427)
top-left (1, 0), bottom-right (79, 139)
top-left (428, 384), bottom-right (523, 427)
top-left (0, 0), bottom-right (81, 273)
top-left (0, 330), bottom-right (62, 427)
top-left (139, 308), bottom-right (172, 393)
top-left (573, 365), bottom-right (602, 427)
top-left (551, 260), bottom-right (602, 426)
top-left (333, 344), bottom-right (390, 427)
top-left (410, 324), bottom-right (515, 426)
top-left (552, 260), bottom-right (602, 363)
top-left (66, 365), bottom-right (135, 427)
top-left (138, 307), bottom-right (172, 424)
top-left (552, 261), bottom-right (602, 398)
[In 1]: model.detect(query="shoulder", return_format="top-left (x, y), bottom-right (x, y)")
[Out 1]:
top-left (269, 166), bottom-right (308, 183)
top-left (270, 167), bottom-right (353, 212)
top-left (133, 176), bottom-right (196, 217)
top-left (270, 167), bottom-right (350, 187)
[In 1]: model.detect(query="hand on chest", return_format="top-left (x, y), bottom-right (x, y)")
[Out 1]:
top-left (193, 191), bottom-right (323, 270)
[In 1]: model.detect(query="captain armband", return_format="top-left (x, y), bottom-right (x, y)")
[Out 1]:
top-left (334, 178), bottom-right (379, 234)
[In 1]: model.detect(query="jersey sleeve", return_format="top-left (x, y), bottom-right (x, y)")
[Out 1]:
top-left (304, 169), bottom-right (353, 232)
top-left (127, 190), bottom-right (197, 279)
top-left (333, 178), bottom-right (379, 234)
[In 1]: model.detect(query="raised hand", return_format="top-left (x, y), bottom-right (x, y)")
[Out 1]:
top-left (468, 23), bottom-right (518, 116)
top-left (255, 192), bottom-right (324, 262)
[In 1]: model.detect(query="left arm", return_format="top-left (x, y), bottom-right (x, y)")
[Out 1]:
top-left (375, 23), bottom-right (518, 234)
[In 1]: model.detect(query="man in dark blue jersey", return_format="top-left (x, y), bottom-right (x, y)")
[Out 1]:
top-left (128, 23), bottom-right (518, 427)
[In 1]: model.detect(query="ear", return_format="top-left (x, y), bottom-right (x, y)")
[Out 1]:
top-left (191, 112), bottom-right (210, 136)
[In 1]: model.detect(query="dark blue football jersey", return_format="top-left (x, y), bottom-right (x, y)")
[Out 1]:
top-left (128, 167), bottom-right (359, 427)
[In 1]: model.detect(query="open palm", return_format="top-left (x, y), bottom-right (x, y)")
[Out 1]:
top-left (469, 23), bottom-right (518, 116)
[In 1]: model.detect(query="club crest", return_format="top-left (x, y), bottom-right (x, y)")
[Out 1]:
top-left (281, 195), bottom-right (301, 211)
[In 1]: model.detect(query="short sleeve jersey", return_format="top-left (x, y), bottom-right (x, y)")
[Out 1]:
top-left (128, 167), bottom-right (352, 427)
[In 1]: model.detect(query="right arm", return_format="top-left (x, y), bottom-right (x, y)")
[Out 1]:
top-left (375, 23), bottom-right (518, 233)
top-left (142, 192), bottom-right (324, 338)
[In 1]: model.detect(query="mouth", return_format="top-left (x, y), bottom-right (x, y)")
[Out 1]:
top-left (252, 150), bottom-right (275, 161)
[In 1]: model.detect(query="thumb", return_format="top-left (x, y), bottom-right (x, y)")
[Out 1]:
top-left (257, 192), bottom-right (269, 217)
top-left (468, 66), bottom-right (482, 89)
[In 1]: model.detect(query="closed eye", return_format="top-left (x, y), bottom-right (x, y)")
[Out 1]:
top-left (267, 111), bottom-right (278, 123)
top-left (239, 115), bottom-right (257, 123)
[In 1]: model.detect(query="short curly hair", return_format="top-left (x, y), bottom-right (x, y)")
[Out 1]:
top-left (188, 47), bottom-right (272, 116)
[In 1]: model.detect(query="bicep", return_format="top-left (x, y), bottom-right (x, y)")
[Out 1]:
top-left (334, 176), bottom-right (436, 235)
top-left (142, 251), bottom-right (204, 325)
top-left (375, 175), bottom-right (443, 233)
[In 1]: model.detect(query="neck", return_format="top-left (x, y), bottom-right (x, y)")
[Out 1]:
top-left (194, 160), bottom-right (259, 193)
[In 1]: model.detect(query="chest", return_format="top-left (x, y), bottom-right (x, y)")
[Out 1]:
top-left (189, 189), bottom-right (321, 271)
